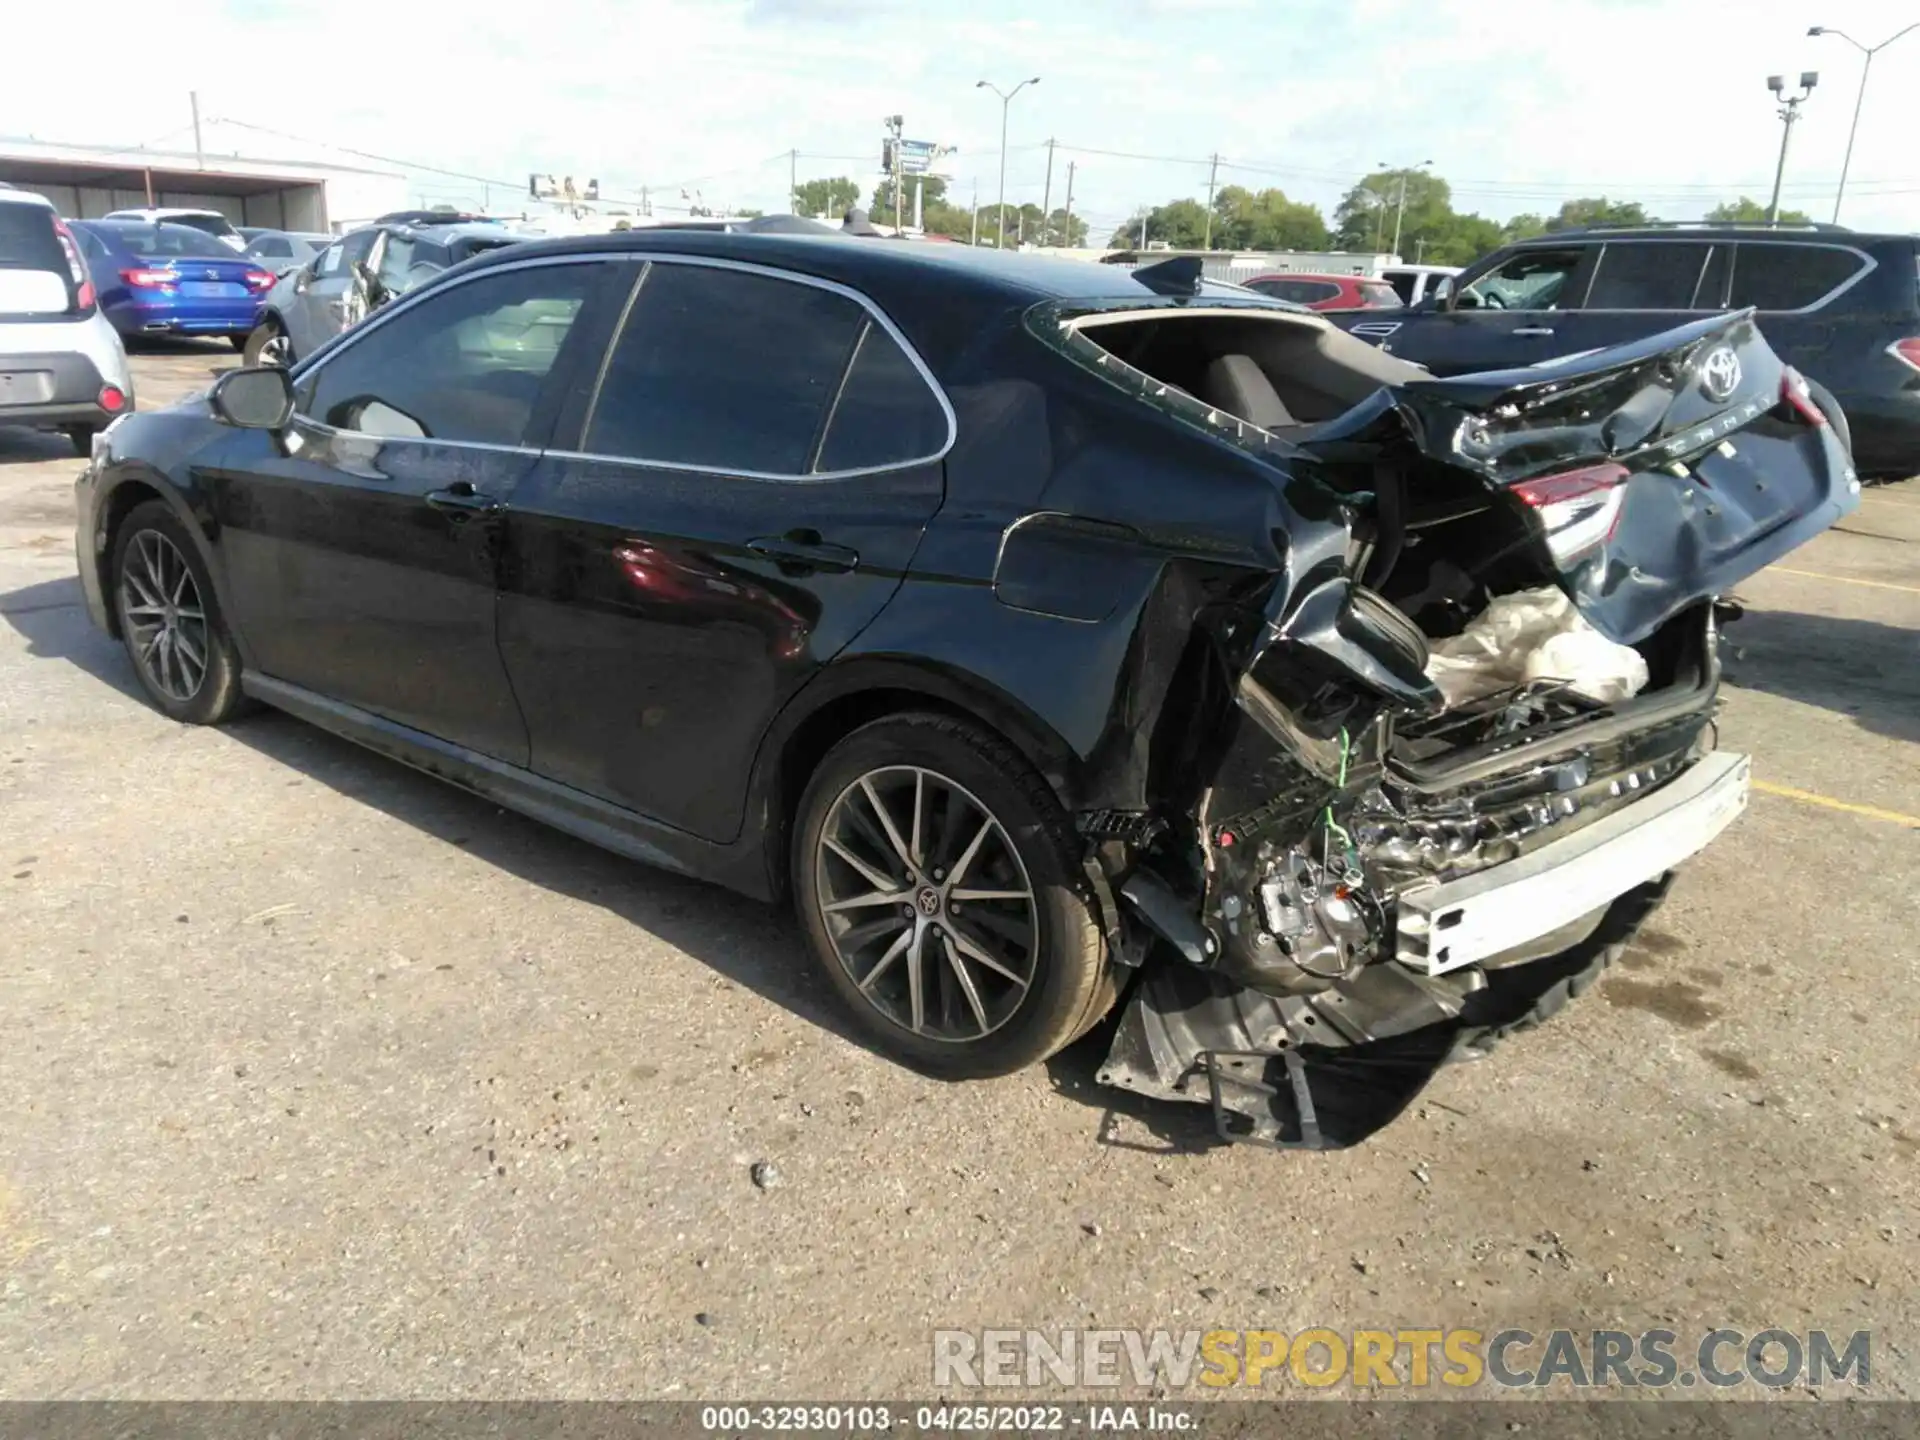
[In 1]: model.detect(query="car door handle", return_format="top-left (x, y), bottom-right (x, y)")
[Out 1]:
top-left (748, 532), bottom-right (860, 574)
top-left (1512, 326), bottom-right (1556, 336)
top-left (426, 483), bottom-right (502, 519)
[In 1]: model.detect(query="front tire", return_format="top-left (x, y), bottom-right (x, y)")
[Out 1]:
top-left (111, 501), bottom-right (246, 725)
top-left (792, 712), bottom-right (1110, 1079)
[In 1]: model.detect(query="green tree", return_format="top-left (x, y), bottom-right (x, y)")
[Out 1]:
top-left (1210, 185), bottom-right (1330, 251)
top-left (1414, 213), bottom-right (1503, 266)
top-left (1334, 169), bottom-right (1453, 252)
top-left (1705, 196), bottom-right (1812, 225)
top-left (792, 176), bottom-right (861, 219)
top-left (1501, 212), bottom-right (1548, 242)
top-left (1106, 197), bottom-right (1213, 250)
top-left (1544, 197), bottom-right (1653, 232)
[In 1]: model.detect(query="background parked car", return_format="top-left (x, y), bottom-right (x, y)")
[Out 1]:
top-left (0, 186), bottom-right (133, 454)
top-left (1379, 262), bottom-right (1460, 306)
top-left (70, 220), bottom-right (275, 349)
top-left (244, 219), bottom-right (524, 366)
top-left (241, 229), bottom-right (334, 273)
top-left (101, 207), bottom-right (245, 251)
top-left (1329, 224), bottom-right (1920, 478)
top-left (1240, 272), bottom-right (1403, 310)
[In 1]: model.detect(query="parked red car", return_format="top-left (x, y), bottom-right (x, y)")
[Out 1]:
top-left (1242, 272), bottom-right (1402, 310)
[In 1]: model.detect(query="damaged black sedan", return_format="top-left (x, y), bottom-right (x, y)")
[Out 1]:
top-left (74, 233), bottom-right (1858, 1147)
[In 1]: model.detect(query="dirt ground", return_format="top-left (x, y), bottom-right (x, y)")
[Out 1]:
top-left (1, 342), bottom-right (1915, 1402)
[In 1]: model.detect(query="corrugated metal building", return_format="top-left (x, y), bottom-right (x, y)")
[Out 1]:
top-left (0, 130), bottom-right (408, 233)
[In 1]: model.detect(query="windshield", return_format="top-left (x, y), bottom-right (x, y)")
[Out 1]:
top-left (169, 213), bottom-right (239, 239)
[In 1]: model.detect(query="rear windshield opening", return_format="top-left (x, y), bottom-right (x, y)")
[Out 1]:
top-left (1059, 307), bottom-right (1427, 437)
top-left (0, 201), bottom-right (64, 272)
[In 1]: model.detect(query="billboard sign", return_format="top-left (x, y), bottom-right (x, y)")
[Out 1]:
top-left (881, 141), bottom-right (953, 177)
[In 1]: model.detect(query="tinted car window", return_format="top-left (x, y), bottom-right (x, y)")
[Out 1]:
top-left (585, 263), bottom-right (865, 474)
top-left (1460, 248), bottom-right (1584, 309)
top-left (313, 242), bottom-right (345, 277)
top-left (1385, 272), bottom-right (1417, 303)
top-left (248, 236), bottom-right (292, 258)
top-left (339, 230), bottom-right (378, 267)
top-left (1729, 244), bottom-right (1864, 311)
top-left (101, 222), bottom-right (234, 258)
top-left (814, 321), bottom-right (948, 472)
top-left (303, 262), bottom-right (597, 446)
top-left (1586, 243), bottom-right (1712, 309)
top-left (0, 201), bottom-right (63, 272)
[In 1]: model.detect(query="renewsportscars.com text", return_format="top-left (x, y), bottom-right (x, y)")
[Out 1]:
top-left (932, 1327), bottom-right (1871, 1390)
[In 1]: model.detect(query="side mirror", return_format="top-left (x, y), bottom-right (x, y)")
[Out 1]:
top-left (210, 366), bottom-right (295, 429)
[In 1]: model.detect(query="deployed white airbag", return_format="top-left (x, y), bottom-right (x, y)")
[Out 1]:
top-left (1424, 586), bottom-right (1649, 707)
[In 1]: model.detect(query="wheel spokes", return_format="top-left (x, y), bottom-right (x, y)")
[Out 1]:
top-left (817, 765), bottom-right (1038, 1043)
top-left (939, 932), bottom-right (991, 1035)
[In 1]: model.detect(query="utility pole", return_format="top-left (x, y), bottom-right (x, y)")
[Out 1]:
top-left (1202, 152), bottom-right (1219, 249)
top-left (914, 176), bottom-right (923, 231)
top-left (1040, 138), bottom-right (1055, 246)
top-left (190, 91), bottom-right (204, 170)
top-left (1765, 73), bottom-right (1819, 224)
top-left (971, 180), bottom-right (980, 246)
top-left (1382, 158), bottom-right (1432, 260)
top-left (1063, 160), bottom-right (1076, 248)
top-left (1139, 211), bottom-right (1147, 249)
top-left (886, 114), bottom-right (905, 232)
top-left (790, 148), bottom-right (798, 214)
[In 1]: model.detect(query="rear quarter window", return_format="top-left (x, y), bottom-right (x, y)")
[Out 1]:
top-left (0, 201), bottom-right (63, 272)
top-left (1728, 244), bottom-right (1865, 311)
top-left (1586, 242), bottom-right (1713, 309)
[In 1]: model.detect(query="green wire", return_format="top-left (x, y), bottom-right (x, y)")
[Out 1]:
top-left (1323, 726), bottom-right (1356, 856)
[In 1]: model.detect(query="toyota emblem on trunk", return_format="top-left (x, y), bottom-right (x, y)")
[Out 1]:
top-left (1700, 346), bottom-right (1741, 402)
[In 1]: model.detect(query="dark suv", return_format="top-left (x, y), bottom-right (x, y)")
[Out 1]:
top-left (1334, 225), bottom-right (1920, 478)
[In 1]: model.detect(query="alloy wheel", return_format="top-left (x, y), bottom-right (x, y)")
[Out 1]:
top-left (256, 330), bottom-right (292, 367)
top-left (814, 765), bottom-right (1038, 1043)
top-left (120, 530), bottom-right (209, 703)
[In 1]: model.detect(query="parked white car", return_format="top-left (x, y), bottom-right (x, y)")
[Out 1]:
top-left (0, 186), bottom-right (135, 455)
top-left (102, 207), bottom-right (246, 252)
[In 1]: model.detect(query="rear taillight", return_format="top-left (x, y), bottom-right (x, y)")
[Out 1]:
top-left (50, 216), bottom-right (95, 311)
top-left (1511, 461), bottom-right (1629, 564)
top-left (1888, 338), bottom-right (1920, 375)
top-left (98, 385), bottom-right (127, 414)
top-left (121, 268), bottom-right (177, 289)
top-left (244, 268), bottom-right (276, 290)
top-left (1779, 366), bottom-right (1828, 427)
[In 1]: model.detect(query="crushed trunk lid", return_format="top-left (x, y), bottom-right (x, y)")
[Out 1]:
top-left (1309, 308), bottom-right (1860, 645)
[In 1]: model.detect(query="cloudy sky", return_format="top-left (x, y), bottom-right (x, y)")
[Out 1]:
top-left (5, 0), bottom-right (1918, 238)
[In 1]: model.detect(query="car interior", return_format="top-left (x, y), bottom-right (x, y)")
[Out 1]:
top-left (1066, 307), bottom-right (1430, 438)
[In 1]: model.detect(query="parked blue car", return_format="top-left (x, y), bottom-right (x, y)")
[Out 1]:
top-left (69, 220), bottom-right (274, 348)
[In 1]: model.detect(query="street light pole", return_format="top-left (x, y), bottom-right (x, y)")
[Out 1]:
top-left (1765, 72), bottom-right (1819, 224)
top-left (1810, 23), bottom-right (1920, 223)
top-left (977, 76), bottom-right (1040, 249)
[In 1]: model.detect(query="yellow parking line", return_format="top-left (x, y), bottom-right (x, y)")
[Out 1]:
top-left (1751, 779), bottom-right (1920, 828)
top-left (1768, 566), bottom-right (1920, 595)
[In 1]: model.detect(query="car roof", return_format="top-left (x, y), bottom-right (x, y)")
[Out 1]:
top-left (108, 206), bottom-right (226, 218)
top-left (1508, 226), bottom-right (1912, 247)
top-left (0, 188), bottom-right (56, 210)
top-left (465, 227), bottom-right (1233, 305)
top-left (1246, 271), bottom-right (1376, 283)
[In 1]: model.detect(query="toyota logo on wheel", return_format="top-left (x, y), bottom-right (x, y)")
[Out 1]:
top-left (1700, 346), bottom-right (1742, 402)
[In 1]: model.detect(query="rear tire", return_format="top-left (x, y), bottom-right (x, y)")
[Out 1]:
top-left (228, 334), bottom-right (248, 352)
top-left (110, 501), bottom-right (246, 726)
top-left (62, 424), bottom-right (96, 458)
top-left (243, 318), bottom-right (290, 368)
top-left (792, 712), bottom-right (1111, 1080)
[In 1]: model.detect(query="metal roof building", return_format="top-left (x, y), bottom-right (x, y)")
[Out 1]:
top-left (0, 128), bottom-right (408, 233)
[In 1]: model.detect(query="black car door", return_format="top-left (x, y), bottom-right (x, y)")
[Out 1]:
top-left (209, 255), bottom-right (618, 762)
top-left (1378, 244), bottom-right (1598, 374)
top-left (497, 256), bottom-right (951, 843)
